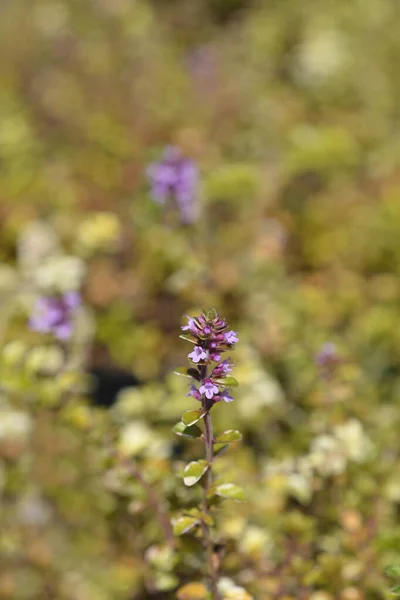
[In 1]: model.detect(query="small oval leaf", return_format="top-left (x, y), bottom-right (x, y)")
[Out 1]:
top-left (182, 409), bottom-right (204, 426)
top-left (172, 422), bottom-right (202, 439)
top-left (184, 508), bottom-right (214, 527)
top-left (172, 515), bottom-right (200, 536)
top-left (187, 368), bottom-right (202, 381)
top-left (174, 367), bottom-right (193, 378)
top-left (183, 460), bottom-right (209, 486)
top-left (214, 443), bottom-right (229, 457)
top-left (214, 483), bottom-right (246, 502)
top-left (215, 429), bottom-right (242, 444)
top-left (212, 376), bottom-right (239, 387)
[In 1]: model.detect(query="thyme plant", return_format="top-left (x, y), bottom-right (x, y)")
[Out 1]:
top-left (173, 309), bottom-right (245, 599)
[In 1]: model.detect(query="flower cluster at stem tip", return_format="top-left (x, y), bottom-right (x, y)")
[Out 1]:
top-left (182, 309), bottom-right (239, 409)
top-left (147, 146), bottom-right (198, 224)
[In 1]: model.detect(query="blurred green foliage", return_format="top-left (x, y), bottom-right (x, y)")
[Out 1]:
top-left (1, 0), bottom-right (400, 598)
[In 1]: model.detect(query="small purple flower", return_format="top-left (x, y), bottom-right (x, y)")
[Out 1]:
top-left (147, 146), bottom-right (199, 224)
top-left (188, 346), bottom-right (208, 363)
top-left (219, 390), bottom-right (234, 403)
top-left (224, 330), bottom-right (239, 345)
top-left (29, 292), bottom-right (80, 340)
top-left (212, 360), bottom-right (233, 378)
top-left (186, 385), bottom-right (201, 401)
top-left (199, 380), bottom-right (219, 400)
top-left (182, 316), bottom-right (200, 335)
top-left (209, 352), bottom-right (221, 362)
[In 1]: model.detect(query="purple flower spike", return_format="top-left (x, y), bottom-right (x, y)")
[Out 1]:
top-left (199, 380), bottom-right (219, 400)
top-left (147, 146), bottom-right (199, 224)
top-left (178, 309), bottom-right (238, 407)
top-left (188, 346), bottom-right (208, 363)
top-left (225, 330), bottom-right (239, 344)
top-left (29, 293), bottom-right (81, 340)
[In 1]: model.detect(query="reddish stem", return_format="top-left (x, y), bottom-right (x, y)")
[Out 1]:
top-left (200, 365), bottom-right (221, 600)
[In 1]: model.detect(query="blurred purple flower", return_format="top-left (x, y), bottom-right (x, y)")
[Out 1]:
top-left (147, 146), bottom-right (199, 224)
top-left (29, 292), bottom-right (80, 340)
top-left (315, 342), bottom-right (342, 378)
top-left (315, 342), bottom-right (338, 366)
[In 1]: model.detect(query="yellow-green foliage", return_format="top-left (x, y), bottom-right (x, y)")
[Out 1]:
top-left (1, 0), bottom-right (400, 598)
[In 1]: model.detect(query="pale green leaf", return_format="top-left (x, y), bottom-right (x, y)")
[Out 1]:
top-left (172, 422), bottom-right (202, 439)
top-left (173, 367), bottom-right (193, 378)
top-left (182, 409), bottom-right (204, 426)
top-left (212, 376), bottom-right (239, 387)
top-left (214, 483), bottom-right (246, 502)
top-left (183, 460), bottom-right (209, 486)
top-left (172, 515), bottom-right (200, 536)
top-left (215, 429), bottom-right (242, 443)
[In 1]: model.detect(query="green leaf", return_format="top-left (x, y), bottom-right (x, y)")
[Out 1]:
top-left (386, 565), bottom-right (400, 578)
top-left (391, 585), bottom-right (400, 595)
top-left (172, 515), bottom-right (200, 536)
top-left (215, 429), bottom-right (242, 443)
top-left (184, 507), bottom-right (214, 527)
top-left (187, 368), bottom-right (201, 381)
top-left (174, 367), bottom-right (193, 378)
top-left (213, 443), bottom-right (229, 457)
top-left (179, 335), bottom-right (196, 344)
top-left (182, 409), bottom-right (204, 426)
top-left (213, 483), bottom-right (246, 502)
top-left (207, 496), bottom-right (223, 508)
top-left (212, 377), bottom-right (239, 387)
top-left (172, 422), bottom-right (202, 439)
top-left (183, 460), bottom-right (209, 486)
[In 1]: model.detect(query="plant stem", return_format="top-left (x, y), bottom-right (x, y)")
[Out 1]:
top-left (200, 365), bottom-right (221, 600)
top-left (203, 410), bottom-right (220, 599)
top-left (118, 454), bottom-right (175, 548)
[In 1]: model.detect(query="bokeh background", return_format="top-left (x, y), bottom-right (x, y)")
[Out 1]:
top-left (1, 0), bottom-right (400, 598)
